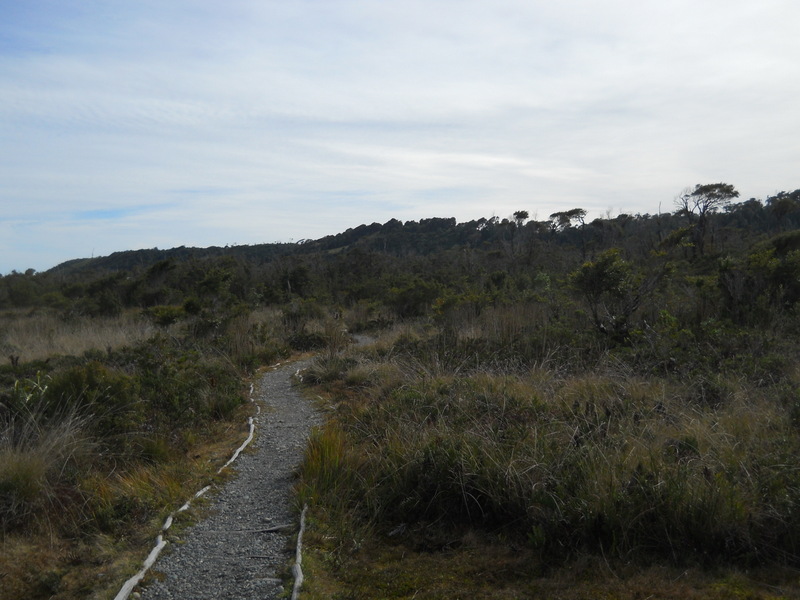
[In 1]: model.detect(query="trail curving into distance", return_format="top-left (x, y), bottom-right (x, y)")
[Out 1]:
top-left (127, 358), bottom-right (319, 600)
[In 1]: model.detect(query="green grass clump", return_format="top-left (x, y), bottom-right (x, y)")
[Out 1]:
top-left (0, 408), bottom-right (91, 532)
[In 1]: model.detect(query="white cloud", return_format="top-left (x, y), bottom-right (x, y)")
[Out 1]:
top-left (1, 0), bottom-right (799, 272)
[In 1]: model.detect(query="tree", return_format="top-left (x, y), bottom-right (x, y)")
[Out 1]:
top-left (571, 248), bottom-right (666, 340)
top-left (675, 183), bottom-right (739, 256)
top-left (571, 248), bottom-right (633, 337)
top-left (504, 210), bottom-right (531, 258)
top-left (549, 208), bottom-right (586, 232)
top-left (550, 208), bottom-right (588, 258)
top-left (766, 190), bottom-right (800, 232)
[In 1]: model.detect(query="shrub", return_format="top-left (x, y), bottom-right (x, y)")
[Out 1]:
top-left (144, 304), bottom-right (185, 326)
top-left (43, 362), bottom-right (143, 449)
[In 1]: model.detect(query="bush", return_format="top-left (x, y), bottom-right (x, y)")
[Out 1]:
top-left (43, 362), bottom-right (143, 448)
top-left (144, 304), bottom-right (185, 326)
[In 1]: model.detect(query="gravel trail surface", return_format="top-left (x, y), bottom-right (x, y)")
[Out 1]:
top-left (139, 358), bottom-right (318, 600)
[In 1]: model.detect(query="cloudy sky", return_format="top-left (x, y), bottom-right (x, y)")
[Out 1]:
top-left (1, 0), bottom-right (799, 273)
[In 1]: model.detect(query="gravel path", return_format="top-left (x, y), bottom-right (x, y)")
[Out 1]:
top-left (138, 358), bottom-right (319, 600)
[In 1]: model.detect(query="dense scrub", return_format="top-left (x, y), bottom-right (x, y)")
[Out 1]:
top-left (3, 187), bottom-right (800, 319)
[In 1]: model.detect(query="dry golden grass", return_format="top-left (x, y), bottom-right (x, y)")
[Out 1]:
top-left (0, 309), bottom-right (162, 363)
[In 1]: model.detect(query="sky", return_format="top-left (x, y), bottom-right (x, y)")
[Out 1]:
top-left (1, 0), bottom-right (799, 274)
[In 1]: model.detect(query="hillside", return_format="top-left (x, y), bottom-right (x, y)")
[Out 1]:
top-left (0, 188), bottom-right (795, 317)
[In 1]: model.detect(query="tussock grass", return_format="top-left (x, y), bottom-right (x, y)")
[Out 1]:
top-left (297, 328), bottom-right (800, 575)
top-left (81, 461), bottom-right (200, 533)
top-left (0, 408), bottom-right (92, 532)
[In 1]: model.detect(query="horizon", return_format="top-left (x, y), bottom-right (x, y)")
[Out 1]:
top-left (8, 195), bottom-right (789, 276)
top-left (3, 1), bottom-right (799, 274)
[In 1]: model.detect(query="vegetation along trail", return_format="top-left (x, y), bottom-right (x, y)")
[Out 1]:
top-left (137, 358), bottom-right (318, 600)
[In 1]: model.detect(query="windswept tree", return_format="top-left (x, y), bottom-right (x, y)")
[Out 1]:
top-left (550, 208), bottom-right (588, 257)
top-left (676, 183), bottom-right (739, 256)
top-left (549, 208), bottom-right (586, 232)
top-left (506, 210), bottom-right (531, 257)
